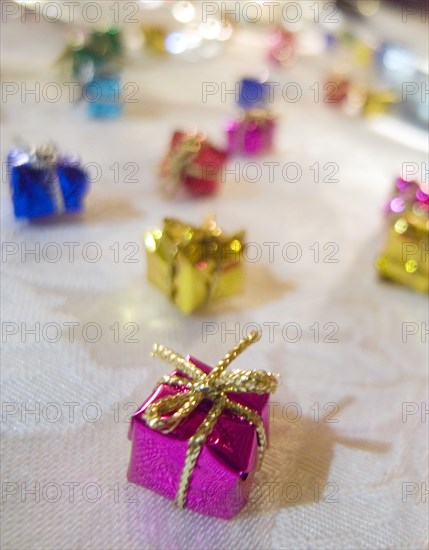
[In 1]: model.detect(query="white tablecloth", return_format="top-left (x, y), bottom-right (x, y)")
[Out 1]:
top-left (1, 8), bottom-right (428, 550)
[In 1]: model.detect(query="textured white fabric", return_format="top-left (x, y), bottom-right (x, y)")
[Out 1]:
top-left (1, 11), bottom-right (428, 550)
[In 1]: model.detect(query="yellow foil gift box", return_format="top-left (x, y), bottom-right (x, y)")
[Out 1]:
top-left (377, 178), bottom-right (429, 292)
top-left (145, 218), bottom-right (245, 313)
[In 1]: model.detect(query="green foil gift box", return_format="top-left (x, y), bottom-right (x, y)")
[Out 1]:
top-left (58, 27), bottom-right (123, 83)
top-left (144, 218), bottom-right (245, 314)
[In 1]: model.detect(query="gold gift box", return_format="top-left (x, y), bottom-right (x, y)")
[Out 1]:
top-left (145, 218), bottom-right (245, 313)
top-left (142, 26), bottom-right (167, 55)
top-left (377, 180), bottom-right (429, 293)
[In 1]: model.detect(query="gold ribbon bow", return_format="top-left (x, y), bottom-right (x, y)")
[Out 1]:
top-left (29, 142), bottom-right (58, 168)
top-left (162, 216), bottom-right (244, 265)
top-left (144, 331), bottom-right (278, 508)
top-left (161, 131), bottom-right (204, 197)
top-left (242, 108), bottom-right (276, 125)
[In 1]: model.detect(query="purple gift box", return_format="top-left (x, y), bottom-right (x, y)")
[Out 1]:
top-left (226, 110), bottom-right (276, 157)
top-left (127, 355), bottom-right (271, 519)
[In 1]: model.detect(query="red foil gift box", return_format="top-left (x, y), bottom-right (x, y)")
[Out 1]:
top-left (127, 333), bottom-right (278, 519)
top-left (324, 74), bottom-right (350, 105)
top-left (160, 130), bottom-right (227, 197)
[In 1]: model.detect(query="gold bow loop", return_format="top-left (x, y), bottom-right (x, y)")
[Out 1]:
top-left (144, 331), bottom-right (278, 508)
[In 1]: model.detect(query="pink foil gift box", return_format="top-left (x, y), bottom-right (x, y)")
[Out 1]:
top-left (268, 27), bottom-right (296, 67)
top-left (226, 110), bottom-right (276, 157)
top-left (127, 334), bottom-right (278, 519)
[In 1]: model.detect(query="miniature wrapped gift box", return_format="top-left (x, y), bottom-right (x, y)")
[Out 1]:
top-left (160, 130), bottom-right (227, 197)
top-left (142, 26), bottom-right (168, 55)
top-left (85, 75), bottom-right (123, 119)
top-left (128, 332), bottom-right (278, 519)
top-left (59, 27), bottom-right (123, 84)
top-left (145, 217), bottom-right (245, 314)
top-left (377, 178), bottom-right (429, 292)
top-left (58, 27), bottom-right (124, 119)
top-left (7, 145), bottom-right (89, 219)
top-left (268, 27), bottom-right (296, 67)
top-left (324, 74), bottom-right (350, 105)
top-left (226, 110), bottom-right (276, 157)
top-left (238, 78), bottom-right (269, 110)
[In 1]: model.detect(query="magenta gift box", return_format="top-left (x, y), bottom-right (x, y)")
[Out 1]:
top-left (226, 112), bottom-right (276, 157)
top-left (127, 356), bottom-right (270, 519)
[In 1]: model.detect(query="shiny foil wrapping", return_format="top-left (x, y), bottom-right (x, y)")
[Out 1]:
top-left (377, 178), bottom-right (429, 292)
top-left (226, 110), bottom-right (276, 157)
top-left (324, 74), bottom-right (350, 105)
top-left (7, 147), bottom-right (89, 219)
top-left (238, 78), bottom-right (269, 111)
top-left (145, 218), bottom-right (245, 314)
top-left (142, 26), bottom-right (168, 55)
top-left (268, 27), bottom-right (296, 67)
top-left (85, 75), bottom-right (123, 119)
top-left (59, 27), bottom-right (123, 84)
top-left (160, 131), bottom-right (227, 197)
top-left (127, 356), bottom-right (271, 519)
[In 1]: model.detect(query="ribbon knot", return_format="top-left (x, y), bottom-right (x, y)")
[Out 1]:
top-left (144, 331), bottom-right (278, 508)
top-left (29, 142), bottom-right (58, 169)
top-left (15, 142), bottom-right (65, 215)
top-left (160, 131), bottom-right (204, 196)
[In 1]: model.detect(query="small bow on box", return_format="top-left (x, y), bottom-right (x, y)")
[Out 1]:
top-left (144, 331), bottom-right (279, 509)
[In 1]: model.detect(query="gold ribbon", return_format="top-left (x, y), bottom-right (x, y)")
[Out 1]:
top-left (165, 217), bottom-right (244, 310)
top-left (163, 216), bottom-right (244, 264)
top-left (25, 142), bottom-right (65, 215)
top-left (241, 108), bottom-right (276, 125)
top-left (161, 131), bottom-right (203, 196)
top-left (144, 331), bottom-right (278, 509)
top-left (161, 131), bottom-right (224, 197)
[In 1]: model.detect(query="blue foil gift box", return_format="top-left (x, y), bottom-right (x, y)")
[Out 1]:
top-left (8, 145), bottom-right (89, 219)
top-left (239, 78), bottom-right (269, 110)
top-left (84, 75), bottom-right (123, 119)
